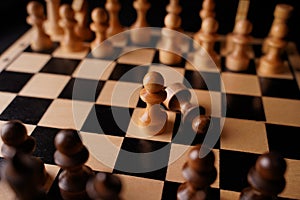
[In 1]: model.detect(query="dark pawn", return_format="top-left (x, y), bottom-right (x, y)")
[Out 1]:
top-left (86, 172), bottom-right (122, 200)
top-left (240, 152), bottom-right (287, 200)
top-left (0, 120), bottom-right (48, 200)
top-left (54, 129), bottom-right (94, 200)
top-left (177, 145), bottom-right (217, 200)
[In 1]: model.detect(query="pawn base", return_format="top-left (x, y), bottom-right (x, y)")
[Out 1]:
top-left (226, 54), bottom-right (250, 71)
top-left (159, 50), bottom-right (182, 65)
top-left (257, 56), bottom-right (284, 75)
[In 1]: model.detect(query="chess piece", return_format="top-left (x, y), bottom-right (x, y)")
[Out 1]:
top-left (26, 1), bottom-right (53, 52)
top-left (86, 172), bottom-right (122, 200)
top-left (164, 83), bottom-right (210, 135)
top-left (225, 19), bottom-right (252, 71)
top-left (166, 0), bottom-right (182, 15)
top-left (72, 0), bottom-right (93, 41)
top-left (139, 71), bottom-right (168, 135)
top-left (257, 23), bottom-right (288, 75)
top-left (240, 152), bottom-right (287, 200)
top-left (199, 0), bottom-right (215, 21)
top-left (262, 4), bottom-right (293, 53)
top-left (225, 20), bottom-right (242, 54)
top-left (59, 4), bottom-right (84, 52)
top-left (194, 17), bottom-right (220, 68)
top-left (54, 129), bottom-right (94, 200)
top-left (130, 0), bottom-right (151, 45)
top-left (45, 0), bottom-right (64, 38)
top-left (159, 12), bottom-right (182, 65)
top-left (177, 145), bottom-right (217, 200)
top-left (105, 0), bottom-right (124, 37)
top-left (0, 120), bottom-right (49, 200)
top-left (90, 8), bottom-right (114, 58)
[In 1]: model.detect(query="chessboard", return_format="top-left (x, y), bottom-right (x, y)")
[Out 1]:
top-left (0, 22), bottom-right (300, 200)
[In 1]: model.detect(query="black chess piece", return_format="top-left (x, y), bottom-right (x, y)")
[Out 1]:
top-left (240, 152), bottom-right (287, 200)
top-left (54, 129), bottom-right (94, 200)
top-left (177, 145), bottom-right (217, 200)
top-left (0, 120), bottom-right (48, 200)
top-left (86, 172), bottom-right (122, 200)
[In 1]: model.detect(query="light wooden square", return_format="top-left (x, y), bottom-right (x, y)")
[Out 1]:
top-left (280, 159), bottom-right (300, 199)
top-left (220, 118), bottom-right (269, 154)
top-left (96, 81), bottom-right (142, 108)
top-left (19, 73), bottom-right (70, 99)
top-left (6, 52), bottom-right (51, 73)
top-left (81, 132), bottom-right (124, 173)
top-left (73, 58), bottom-right (116, 80)
top-left (185, 53), bottom-right (221, 73)
top-left (118, 174), bottom-right (164, 200)
top-left (38, 99), bottom-right (93, 129)
top-left (263, 97), bottom-right (300, 127)
top-left (166, 144), bottom-right (219, 188)
top-left (149, 64), bottom-right (185, 86)
top-left (220, 190), bottom-right (240, 200)
top-left (118, 48), bottom-right (156, 66)
top-left (190, 89), bottom-right (221, 117)
top-left (222, 73), bottom-right (261, 96)
top-left (44, 164), bottom-right (60, 193)
top-left (0, 92), bottom-right (16, 114)
top-left (126, 108), bottom-right (176, 142)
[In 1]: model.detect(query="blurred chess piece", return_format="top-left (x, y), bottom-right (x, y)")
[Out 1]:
top-left (54, 129), bottom-right (94, 200)
top-left (194, 17), bottom-right (220, 68)
top-left (177, 145), bottom-right (217, 200)
top-left (72, 0), bottom-right (93, 41)
top-left (1, 120), bottom-right (49, 200)
top-left (105, 0), bottom-right (124, 37)
top-left (86, 172), bottom-right (122, 200)
top-left (258, 23), bottom-right (287, 75)
top-left (90, 8), bottom-right (114, 58)
top-left (240, 152), bottom-right (287, 200)
top-left (130, 0), bottom-right (151, 45)
top-left (45, 0), bottom-right (64, 38)
top-left (199, 0), bottom-right (215, 20)
top-left (262, 4), bottom-right (293, 54)
top-left (225, 19), bottom-right (252, 71)
top-left (27, 1), bottom-right (53, 52)
top-left (59, 4), bottom-right (85, 52)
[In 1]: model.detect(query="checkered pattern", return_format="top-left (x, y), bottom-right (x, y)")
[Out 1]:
top-left (0, 29), bottom-right (299, 200)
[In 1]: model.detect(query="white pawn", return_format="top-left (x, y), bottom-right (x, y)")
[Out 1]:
top-left (139, 72), bottom-right (168, 136)
top-left (199, 0), bottom-right (215, 20)
top-left (90, 8), bottom-right (114, 58)
top-left (130, 0), bottom-right (151, 45)
top-left (26, 1), bottom-right (53, 52)
top-left (72, 0), bottom-right (93, 41)
top-left (105, 0), bottom-right (124, 37)
top-left (258, 23), bottom-right (287, 75)
top-left (194, 17), bottom-right (219, 68)
top-left (159, 13), bottom-right (182, 65)
top-left (59, 4), bottom-right (84, 52)
top-left (225, 19), bottom-right (252, 71)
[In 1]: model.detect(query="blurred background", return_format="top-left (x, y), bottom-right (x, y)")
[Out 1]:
top-left (0, 0), bottom-right (299, 54)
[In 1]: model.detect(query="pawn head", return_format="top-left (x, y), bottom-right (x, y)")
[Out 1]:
top-left (55, 129), bottom-right (84, 156)
top-left (143, 71), bottom-right (165, 93)
top-left (27, 1), bottom-right (44, 17)
top-left (59, 4), bottom-right (75, 19)
top-left (1, 120), bottom-right (28, 146)
top-left (92, 8), bottom-right (108, 24)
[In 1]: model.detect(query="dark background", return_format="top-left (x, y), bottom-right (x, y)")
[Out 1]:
top-left (0, 0), bottom-right (299, 54)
